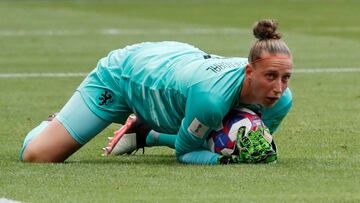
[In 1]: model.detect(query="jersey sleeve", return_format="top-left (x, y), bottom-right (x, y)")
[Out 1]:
top-left (262, 88), bottom-right (293, 134)
top-left (177, 149), bottom-right (221, 165)
top-left (175, 87), bottom-right (228, 164)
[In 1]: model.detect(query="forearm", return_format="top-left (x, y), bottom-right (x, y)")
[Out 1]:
top-left (175, 122), bottom-right (206, 157)
top-left (177, 150), bottom-right (220, 165)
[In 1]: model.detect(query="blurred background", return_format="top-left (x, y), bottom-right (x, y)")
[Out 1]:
top-left (1, 1), bottom-right (359, 202)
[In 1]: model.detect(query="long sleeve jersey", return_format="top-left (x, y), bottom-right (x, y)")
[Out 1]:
top-left (86, 41), bottom-right (292, 164)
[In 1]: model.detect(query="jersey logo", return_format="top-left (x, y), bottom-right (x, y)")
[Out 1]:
top-left (206, 61), bottom-right (247, 73)
top-left (203, 54), bottom-right (211, 59)
top-left (98, 90), bottom-right (114, 106)
top-left (188, 118), bottom-right (209, 139)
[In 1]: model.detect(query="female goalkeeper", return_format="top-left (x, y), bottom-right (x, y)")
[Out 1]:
top-left (20, 19), bottom-right (293, 165)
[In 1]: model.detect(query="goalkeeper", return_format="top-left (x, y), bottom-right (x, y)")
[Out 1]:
top-left (20, 19), bottom-right (293, 165)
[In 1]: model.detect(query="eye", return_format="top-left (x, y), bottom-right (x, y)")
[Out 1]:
top-left (265, 72), bottom-right (277, 81)
top-left (282, 75), bottom-right (291, 83)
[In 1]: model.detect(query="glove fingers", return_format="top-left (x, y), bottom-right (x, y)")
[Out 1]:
top-left (237, 127), bottom-right (277, 164)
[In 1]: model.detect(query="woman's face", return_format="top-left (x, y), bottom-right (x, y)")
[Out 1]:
top-left (246, 55), bottom-right (293, 107)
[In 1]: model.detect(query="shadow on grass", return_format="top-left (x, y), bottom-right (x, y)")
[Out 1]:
top-left (12, 154), bottom-right (348, 170)
top-left (68, 156), bottom-right (327, 167)
top-left (66, 154), bottom-right (180, 166)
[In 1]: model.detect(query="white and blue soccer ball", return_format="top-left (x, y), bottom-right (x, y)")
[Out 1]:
top-left (207, 108), bottom-right (266, 156)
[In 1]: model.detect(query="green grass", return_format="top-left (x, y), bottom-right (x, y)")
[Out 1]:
top-left (1, 0), bottom-right (360, 202)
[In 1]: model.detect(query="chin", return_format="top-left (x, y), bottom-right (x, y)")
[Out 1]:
top-left (262, 101), bottom-right (277, 108)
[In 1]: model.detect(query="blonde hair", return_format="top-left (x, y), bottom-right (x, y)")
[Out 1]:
top-left (248, 19), bottom-right (292, 63)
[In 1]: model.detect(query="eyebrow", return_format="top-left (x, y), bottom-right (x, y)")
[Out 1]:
top-left (263, 69), bottom-right (279, 74)
top-left (264, 69), bottom-right (292, 75)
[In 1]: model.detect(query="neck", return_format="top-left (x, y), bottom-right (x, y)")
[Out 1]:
top-left (239, 77), bottom-right (256, 104)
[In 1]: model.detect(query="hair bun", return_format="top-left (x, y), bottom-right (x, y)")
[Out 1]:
top-left (253, 19), bottom-right (281, 40)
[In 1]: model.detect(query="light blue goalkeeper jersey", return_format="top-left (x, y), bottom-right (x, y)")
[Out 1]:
top-left (80, 41), bottom-right (292, 164)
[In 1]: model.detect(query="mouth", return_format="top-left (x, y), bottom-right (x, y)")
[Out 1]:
top-left (266, 97), bottom-right (279, 104)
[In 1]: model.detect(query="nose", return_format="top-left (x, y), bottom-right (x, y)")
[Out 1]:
top-left (273, 78), bottom-right (283, 95)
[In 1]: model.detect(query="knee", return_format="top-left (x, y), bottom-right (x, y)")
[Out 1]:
top-left (19, 119), bottom-right (82, 163)
top-left (20, 147), bottom-right (36, 162)
top-left (20, 145), bottom-right (65, 163)
top-left (20, 137), bottom-right (65, 163)
top-left (20, 121), bottom-right (50, 162)
top-left (20, 145), bottom-right (46, 163)
top-left (19, 138), bottom-right (34, 162)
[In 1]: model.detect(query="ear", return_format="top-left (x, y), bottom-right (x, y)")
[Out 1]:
top-left (245, 64), bottom-right (254, 79)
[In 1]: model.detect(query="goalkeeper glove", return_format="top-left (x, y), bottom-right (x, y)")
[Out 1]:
top-left (218, 155), bottom-right (240, 165)
top-left (237, 127), bottom-right (277, 164)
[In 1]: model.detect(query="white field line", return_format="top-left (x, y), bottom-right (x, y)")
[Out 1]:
top-left (1, 26), bottom-right (359, 36)
top-left (0, 28), bottom-right (247, 36)
top-left (294, 68), bottom-right (360, 73)
top-left (0, 68), bottom-right (359, 78)
top-left (2, 27), bottom-right (360, 37)
top-left (0, 198), bottom-right (22, 203)
top-left (0, 72), bottom-right (87, 78)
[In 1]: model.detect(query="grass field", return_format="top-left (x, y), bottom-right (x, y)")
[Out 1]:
top-left (1, 0), bottom-right (360, 202)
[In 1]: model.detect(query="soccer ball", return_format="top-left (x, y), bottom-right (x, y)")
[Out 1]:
top-left (207, 108), bottom-right (267, 156)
